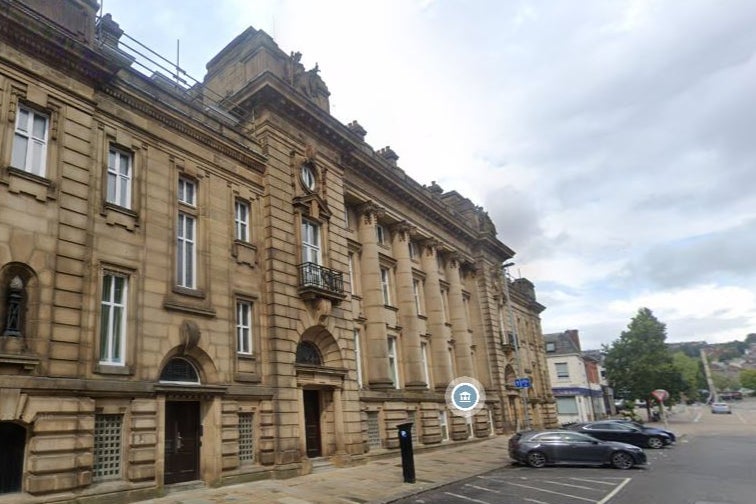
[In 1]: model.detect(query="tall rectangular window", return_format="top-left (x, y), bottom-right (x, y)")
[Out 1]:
top-left (463, 295), bottom-right (471, 326)
top-left (238, 412), bottom-right (254, 463)
top-left (421, 341), bottom-right (430, 388)
top-left (236, 301), bottom-right (252, 355)
top-left (387, 337), bottom-right (399, 388)
top-left (94, 414), bottom-right (122, 481)
top-left (440, 288), bottom-right (449, 323)
top-left (11, 105), bottom-right (48, 177)
top-left (408, 241), bottom-right (418, 260)
top-left (107, 146), bottom-right (132, 208)
top-left (177, 177), bottom-right (197, 289)
top-left (376, 223), bottom-right (386, 245)
top-left (348, 253), bottom-right (355, 294)
top-left (555, 362), bottom-right (569, 379)
top-left (380, 267), bottom-right (391, 305)
top-left (178, 177), bottom-right (196, 206)
top-left (177, 212), bottom-right (196, 288)
top-left (412, 279), bottom-right (424, 315)
top-left (301, 219), bottom-right (321, 264)
top-left (354, 329), bottom-right (363, 388)
top-left (100, 273), bottom-right (127, 365)
top-left (235, 200), bottom-right (250, 242)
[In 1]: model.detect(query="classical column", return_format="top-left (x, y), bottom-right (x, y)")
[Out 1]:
top-left (357, 202), bottom-right (393, 388)
top-left (446, 253), bottom-right (475, 377)
top-left (419, 240), bottom-right (453, 389)
top-left (391, 222), bottom-right (425, 389)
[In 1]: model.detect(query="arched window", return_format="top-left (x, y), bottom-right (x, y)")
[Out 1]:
top-left (295, 341), bottom-right (322, 366)
top-left (159, 357), bottom-right (200, 384)
top-left (1, 264), bottom-right (37, 344)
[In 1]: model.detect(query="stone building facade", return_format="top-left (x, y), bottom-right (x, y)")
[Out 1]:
top-left (0, 1), bottom-right (556, 501)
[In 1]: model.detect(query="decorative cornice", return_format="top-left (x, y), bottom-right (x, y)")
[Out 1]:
top-left (101, 85), bottom-right (265, 172)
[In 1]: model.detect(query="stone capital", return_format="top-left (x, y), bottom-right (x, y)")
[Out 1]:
top-left (390, 220), bottom-right (415, 241)
top-left (357, 201), bottom-right (385, 225)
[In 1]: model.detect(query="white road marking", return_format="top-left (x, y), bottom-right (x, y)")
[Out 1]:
top-left (443, 492), bottom-right (491, 504)
top-left (464, 484), bottom-right (501, 494)
top-left (504, 481), bottom-right (596, 502)
top-left (542, 480), bottom-right (601, 491)
top-left (524, 499), bottom-right (550, 504)
top-left (569, 477), bottom-right (620, 486)
top-left (596, 477), bottom-right (632, 504)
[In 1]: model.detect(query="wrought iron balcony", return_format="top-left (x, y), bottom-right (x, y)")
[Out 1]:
top-left (298, 262), bottom-right (346, 304)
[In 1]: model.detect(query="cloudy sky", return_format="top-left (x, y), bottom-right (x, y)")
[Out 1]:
top-left (102, 0), bottom-right (756, 350)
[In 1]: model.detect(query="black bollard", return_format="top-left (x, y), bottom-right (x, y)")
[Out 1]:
top-left (397, 422), bottom-right (416, 483)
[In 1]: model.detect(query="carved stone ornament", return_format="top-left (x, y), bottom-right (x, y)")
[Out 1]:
top-left (419, 238), bottom-right (441, 256)
top-left (180, 320), bottom-right (201, 354)
top-left (390, 221), bottom-right (415, 242)
top-left (357, 201), bottom-right (385, 225)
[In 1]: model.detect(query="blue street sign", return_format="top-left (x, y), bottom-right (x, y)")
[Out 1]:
top-left (514, 377), bottom-right (531, 389)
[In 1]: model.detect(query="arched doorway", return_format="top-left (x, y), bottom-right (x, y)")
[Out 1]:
top-left (297, 341), bottom-right (324, 458)
top-left (0, 422), bottom-right (25, 494)
top-left (160, 357), bottom-right (201, 484)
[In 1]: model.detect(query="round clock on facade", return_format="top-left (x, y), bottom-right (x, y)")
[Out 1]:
top-left (300, 163), bottom-right (316, 191)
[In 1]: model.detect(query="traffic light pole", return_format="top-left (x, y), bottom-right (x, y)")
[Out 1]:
top-left (503, 262), bottom-right (531, 431)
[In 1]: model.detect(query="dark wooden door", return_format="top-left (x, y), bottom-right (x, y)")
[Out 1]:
top-left (164, 401), bottom-right (200, 484)
top-left (303, 390), bottom-right (322, 458)
top-left (0, 422), bottom-right (25, 494)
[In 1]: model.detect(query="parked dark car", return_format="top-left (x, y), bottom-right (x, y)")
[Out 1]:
top-left (508, 429), bottom-right (647, 469)
top-left (566, 421), bottom-right (672, 449)
top-left (608, 419), bottom-right (677, 443)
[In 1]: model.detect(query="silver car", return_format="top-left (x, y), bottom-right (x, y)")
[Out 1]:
top-left (711, 402), bottom-right (732, 414)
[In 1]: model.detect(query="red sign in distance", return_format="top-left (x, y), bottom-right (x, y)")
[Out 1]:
top-left (651, 389), bottom-right (669, 402)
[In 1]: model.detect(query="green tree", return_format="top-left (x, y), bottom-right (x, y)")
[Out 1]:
top-left (711, 372), bottom-right (739, 391)
top-left (672, 351), bottom-right (706, 400)
top-left (603, 308), bottom-right (682, 407)
top-left (739, 369), bottom-right (756, 391)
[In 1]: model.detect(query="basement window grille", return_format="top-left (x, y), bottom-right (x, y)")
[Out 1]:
top-left (239, 413), bottom-right (254, 463)
top-left (93, 414), bottom-right (122, 480)
top-left (367, 412), bottom-right (381, 449)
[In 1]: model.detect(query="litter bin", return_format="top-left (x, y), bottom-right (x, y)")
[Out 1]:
top-left (396, 422), bottom-right (415, 483)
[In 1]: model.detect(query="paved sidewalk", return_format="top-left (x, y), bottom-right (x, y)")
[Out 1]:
top-left (136, 435), bottom-right (511, 504)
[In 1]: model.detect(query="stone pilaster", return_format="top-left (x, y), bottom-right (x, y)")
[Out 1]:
top-left (391, 222), bottom-right (425, 390)
top-left (419, 240), bottom-right (453, 389)
top-left (446, 253), bottom-right (474, 377)
top-left (356, 202), bottom-right (392, 388)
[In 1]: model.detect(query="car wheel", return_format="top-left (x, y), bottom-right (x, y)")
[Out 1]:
top-left (647, 436), bottom-right (664, 449)
top-left (527, 451), bottom-right (547, 468)
top-left (611, 451), bottom-right (635, 470)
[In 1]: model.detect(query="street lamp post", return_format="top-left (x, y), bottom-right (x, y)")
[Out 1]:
top-left (502, 262), bottom-right (531, 430)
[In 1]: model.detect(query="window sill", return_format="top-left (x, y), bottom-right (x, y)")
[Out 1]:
top-left (102, 202), bottom-right (139, 231)
top-left (234, 372), bottom-right (261, 383)
top-left (4, 166), bottom-right (54, 201)
top-left (163, 290), bottom-right (216, 318)
top-left (95, 363), bottom-right (133, 375)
